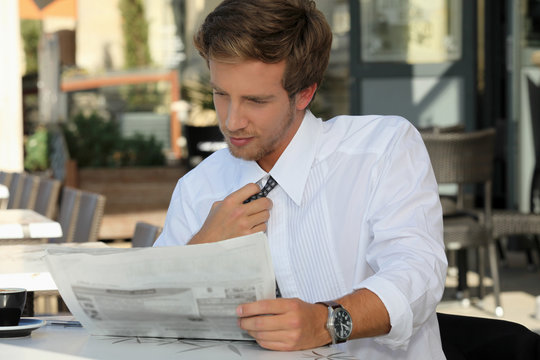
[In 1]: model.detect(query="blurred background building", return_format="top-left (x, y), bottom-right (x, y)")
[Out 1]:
top-left (1, 0), bottom-right (540, 227)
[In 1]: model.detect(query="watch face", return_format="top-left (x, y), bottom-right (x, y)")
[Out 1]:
top-left (333, 308), bottom-right (352, 340)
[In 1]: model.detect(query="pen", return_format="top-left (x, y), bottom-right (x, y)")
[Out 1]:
top-left (47, 320), bottom-right (82, 327)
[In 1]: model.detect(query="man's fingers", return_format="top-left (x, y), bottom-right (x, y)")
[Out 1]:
top-left (239, 198), bottom-right (272, 222)
top-left (227, 183), bottom-right (262, 203)
top-left (237, 299), bottom-right (290, 317)
top-left (249, 206), bottom-right (271, 223)
top-left (238, 313), bottom-right (289, 332)
top-left (250, 223), bottom-right (267, 234)
top-left (247, 329), bottom-right (291, 343)
top-left (255, 339), bottom-right (292, 352)
top-left (237, 299), bottom-right (326, 352)
top-left (247, 329), bottom-right (306, 351)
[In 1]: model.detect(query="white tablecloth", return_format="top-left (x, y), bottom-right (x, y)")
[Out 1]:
top-left (0, 209), bottom-right (62, 240)
top-left (0, 317), bottom-right (357, 360)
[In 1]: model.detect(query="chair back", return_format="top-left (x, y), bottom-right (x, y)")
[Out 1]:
top-left (423, 129), bottom-right (501, 314)
top-left (422, 128), bottom-right (496, 185)
top-left (17, 174), bottom-right (40, 209)
top-left (71, 190), bottom-right (106, 243)
top-left (422, 128), bottom-right (496, 214)
top-left (34, 178), bottom-right (61, 218)
top-left (0, 171), bottom-right (10, 209)
top-left (131, 222), bottom-right (162, 247)
top-left (0, 171), bottom-right (12, 186)
top-left (53, 186), bottom-right (81, 243)
top-left (7, 172), bottom-right (23, 208)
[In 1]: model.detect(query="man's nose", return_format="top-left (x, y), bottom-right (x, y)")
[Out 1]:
top-left (226, 102), bottom-right (248, 132)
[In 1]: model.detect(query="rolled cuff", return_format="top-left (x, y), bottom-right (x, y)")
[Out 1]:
top-left (355, 275), bottom-right (413, 351)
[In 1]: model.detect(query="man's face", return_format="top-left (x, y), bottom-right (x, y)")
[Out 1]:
top-left (209, 59), bottom-right (304, 172)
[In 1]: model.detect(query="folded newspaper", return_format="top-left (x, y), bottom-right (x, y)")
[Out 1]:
top-left (44, 232), bottom-right (276, 340)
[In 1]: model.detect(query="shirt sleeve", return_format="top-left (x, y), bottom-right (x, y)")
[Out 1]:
top-left (355, 121), bottom-right (447, 350)
top-left (153, 179), bottom-right (200, 247)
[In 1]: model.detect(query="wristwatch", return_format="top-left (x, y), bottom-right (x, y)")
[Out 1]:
top-left (316, 300), bottom-right (353, 344)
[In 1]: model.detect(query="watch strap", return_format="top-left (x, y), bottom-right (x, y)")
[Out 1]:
top-left (316, 300), bottom-right (341, 310)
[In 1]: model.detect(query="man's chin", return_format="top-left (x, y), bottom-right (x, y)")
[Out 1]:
top-left (227, 145), bottom-right (264, 162)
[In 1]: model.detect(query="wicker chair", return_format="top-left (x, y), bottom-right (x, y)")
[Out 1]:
top-left (7, 172), bottom-right (23, 209)
top-left (0, 171), bottom-right (10, 209)
top-left (0, 171), bottom-right (12, 186)
top-left (422, 128), bottom-right (502, 316)
top-left (51, 186), bottom-right (80, 244)
top-left (131, 221), bottom-right (162, 248)
top-left (33, 177), bottom-right (61, 219)
top-left (492, 211), bottom-right (540, 269)
top-left (491, 77), bottom-right (540, 268)
top-left (51, 187), bottom-right (106, 243)
top-left (71, 190), bottom-right (106, 243)
top-left (17, 174), bottom-right (40, 209)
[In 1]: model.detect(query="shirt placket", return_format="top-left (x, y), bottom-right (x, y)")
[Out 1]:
top-left (266, 185), bottom-right (296, 298)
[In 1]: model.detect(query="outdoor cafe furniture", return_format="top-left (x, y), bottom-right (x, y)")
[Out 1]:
top-left (51, 187), bottom-right (106, 244)
top-left (131, 221), bottom-right (162, 247)
top-left (0, 243), bottom-right (109, 294)
top-left (492, 76), bottom-right (540, 269)
top-left (422, 128), bottom-right (502, 317)
top-left (0, 184), bottom-right (8, 209)
top-left (0, 322), bottom-right (350, 360)
top-left (0, 245), bottom-right (58, 292)
top-left (0, 209), bottom-right (62, 243)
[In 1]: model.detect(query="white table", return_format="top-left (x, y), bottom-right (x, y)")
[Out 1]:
top-left (0, 318), bottom-right (357, 360)
top-left (0, 209), bottom-right (62, 241)
top-left (0, 243), bottom-right (109, 291)
top-left (0, 184), bottom-right (8, 209)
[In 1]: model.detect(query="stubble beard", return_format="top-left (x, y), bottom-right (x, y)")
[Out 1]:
top-left (221, 104), bottom-right (296, 162)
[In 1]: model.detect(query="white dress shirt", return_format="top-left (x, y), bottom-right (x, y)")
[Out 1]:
top-left (155, 111), bottom-right (447, 359)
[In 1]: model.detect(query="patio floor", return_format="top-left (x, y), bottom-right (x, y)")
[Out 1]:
top-left (438, 250), bottom-right (540, 334)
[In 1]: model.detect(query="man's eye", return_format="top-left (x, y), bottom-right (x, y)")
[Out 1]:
top-left (250, 99), bottom-right (267, 104)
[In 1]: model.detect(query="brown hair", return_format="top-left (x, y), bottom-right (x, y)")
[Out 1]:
top-left (193, 0), bottom-right (332, 98)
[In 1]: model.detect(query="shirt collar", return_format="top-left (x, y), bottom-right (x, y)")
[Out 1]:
top-left (236, 159), bottom-right (267, 187)
top-left (272, 110), bottom-right (320, 205)
top-left (235, 110), bottom-right (320, 205)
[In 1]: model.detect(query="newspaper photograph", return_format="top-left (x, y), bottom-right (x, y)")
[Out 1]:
top-left (44, 232), bottom-right (276, 340)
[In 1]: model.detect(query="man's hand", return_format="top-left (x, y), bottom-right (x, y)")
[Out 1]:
top-left (189, 183), bottom-right (272, 244)
top-left (236, 298), bottom-right (330, 351)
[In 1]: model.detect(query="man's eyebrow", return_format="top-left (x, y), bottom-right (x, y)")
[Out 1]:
top-left (210, 82), bottom-right (224, 92)
top-left (243, 94), bottom-right (275, 102)
top-left (210, 82), bottom-right (275, 101)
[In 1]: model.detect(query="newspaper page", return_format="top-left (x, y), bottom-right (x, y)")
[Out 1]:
top-left (44, 232), bottom-right (276, 340)
top-left (0, 243), bottom-right (109, 291)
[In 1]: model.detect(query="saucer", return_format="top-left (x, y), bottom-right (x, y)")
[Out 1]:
top-left (0, 318), bottom-right (45, 338)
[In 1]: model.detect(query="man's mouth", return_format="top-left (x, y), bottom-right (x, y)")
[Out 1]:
top-left (229, 137), bottom-right (254, 147)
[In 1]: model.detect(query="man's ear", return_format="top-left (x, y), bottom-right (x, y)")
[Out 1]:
top-left (295, 83), bottom-right (318, 110)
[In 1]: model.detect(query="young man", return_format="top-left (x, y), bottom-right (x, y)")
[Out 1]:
top-left (154, 1), bottom-right (447, 358)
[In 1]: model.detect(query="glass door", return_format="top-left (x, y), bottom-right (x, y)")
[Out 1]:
top-left (349, 0), bottom-right (476, 130)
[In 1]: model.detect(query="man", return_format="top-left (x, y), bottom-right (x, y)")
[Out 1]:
top-left (155, 0), bottom-right (447, 358)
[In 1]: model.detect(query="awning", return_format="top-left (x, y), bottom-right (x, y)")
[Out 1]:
top-left (19, 0), bottom-right (77, 19)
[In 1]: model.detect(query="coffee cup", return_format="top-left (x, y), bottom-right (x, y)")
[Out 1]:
top-left (0, 288), bottom-right (27, 326)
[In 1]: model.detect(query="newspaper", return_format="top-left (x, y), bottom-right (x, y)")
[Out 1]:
top-left (44, 232), bottom-right (276, 340)
top-left (0, 243), bottom-right (109, 291)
